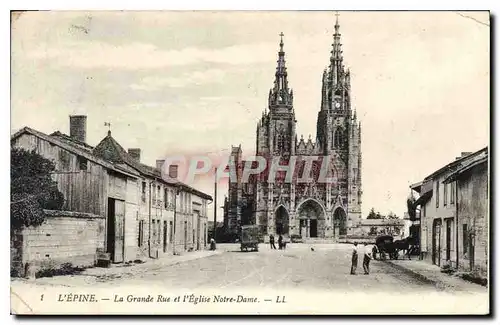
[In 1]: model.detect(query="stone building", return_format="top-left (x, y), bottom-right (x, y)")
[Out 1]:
top-left (444, 150), bottom-right (488, 277)
top-left (410, 147), bottom-right (488, 276)
top-left (225, 17), bottom-right (362, 242)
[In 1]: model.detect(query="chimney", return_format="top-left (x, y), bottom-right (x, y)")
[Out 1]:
top-left (461, 152), bottom-right (472, 158)
top-left (128, 148), bottom-right (141, 162)
top-left (69, 115), bottom-right (87, 143)
top-left (456, 152), bottom-right (473, 161)
top-left (169, 165), bottom-right (178, 179)
top-left (156, 159), bottom-right (165, 170)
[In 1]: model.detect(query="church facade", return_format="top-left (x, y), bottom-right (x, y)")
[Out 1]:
top-left (224, 18), bottom-right (362, 241)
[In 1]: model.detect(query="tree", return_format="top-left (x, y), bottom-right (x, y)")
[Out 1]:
top-left (11, 148), bottom-right (64, 230)
top-left (367, 208), bottom-right (378, 219)
top-left (387, 211), bottom-right (399, 219)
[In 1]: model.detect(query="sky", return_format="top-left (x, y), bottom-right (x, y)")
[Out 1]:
top-left (11, 11), bottom-right (490, 220)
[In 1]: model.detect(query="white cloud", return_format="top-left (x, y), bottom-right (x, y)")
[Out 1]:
top-left (130, 69), bottom-right (228, 90)
top-left (24, 40), bottom-right (276, 70)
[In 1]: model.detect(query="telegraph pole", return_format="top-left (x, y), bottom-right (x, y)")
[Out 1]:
top-left (213, 167), bottom-right (217, 241)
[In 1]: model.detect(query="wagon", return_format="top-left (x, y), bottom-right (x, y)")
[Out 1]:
top-left (375, 235), bottom-right (397, 260)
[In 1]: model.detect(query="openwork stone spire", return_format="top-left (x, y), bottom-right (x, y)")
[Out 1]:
top-left (268, 32), bottom-right (293, 109)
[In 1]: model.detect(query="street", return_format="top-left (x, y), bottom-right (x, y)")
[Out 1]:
top-left (84, 243), bottom-right (485, 293)
top-left (11, 243), bottom-right (489, 315)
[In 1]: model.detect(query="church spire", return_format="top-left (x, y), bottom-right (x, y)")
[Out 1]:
top-left (329, 12), bottom-right (344, 86)
top-left (268, 32), bottom-right (293, 109)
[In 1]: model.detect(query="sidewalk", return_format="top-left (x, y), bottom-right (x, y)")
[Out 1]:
top-left (385, 259), bottom-right (488, 293)
top-left (12, 249), bottom-right (223, 287)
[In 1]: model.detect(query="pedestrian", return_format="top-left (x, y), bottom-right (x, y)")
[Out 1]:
top-left (350, 242), bottom-right (359, 275)
top-left (269, 234), bottom-right (276, 250)
top-left (210, 238), bottom-right (216, 251)
top-left (278, 234), bottom-right (283, 250)
top-left (363, 243), bottom-right (372, 275)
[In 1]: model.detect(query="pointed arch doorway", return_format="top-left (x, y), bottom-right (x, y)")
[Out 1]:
top-left (275, 206), bottom-right (289, 236)
top-left (333, 207), bottom-right (347, 238)
top-left (297, 199), bottom-right (326, 238)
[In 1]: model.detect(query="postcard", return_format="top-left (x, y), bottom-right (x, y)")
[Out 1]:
top-left (10, 10), bottom-right (490, 315)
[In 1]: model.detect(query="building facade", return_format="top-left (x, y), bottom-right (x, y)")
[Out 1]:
top-left (410, 147), bottom-right (488, 277)
top-left (11, 116), bottom-right (211, 271)
top-left (225, 18), bottom-right (362, 241)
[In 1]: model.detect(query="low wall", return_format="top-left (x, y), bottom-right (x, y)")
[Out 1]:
top-left (11, 210), bottom-right (105, 277)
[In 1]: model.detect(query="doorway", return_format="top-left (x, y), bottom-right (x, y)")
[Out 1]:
top-left (275, 206), bottom-right (289, 235)
top-left (107, 198), bottom-right (125, 263)
top-left (432, 219), bottom-right (442, 266)
top-left (445, 219), bottom-right (452, 261)
top-left (333, 207), bottom-right (347, 237)
top-left (310, 219), bottom-right (318, 238)
top-left (469, 230), bottom-right (475, 271)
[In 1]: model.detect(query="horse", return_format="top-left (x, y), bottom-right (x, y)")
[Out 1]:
top-left (392, 237), bottom-right (415, 259)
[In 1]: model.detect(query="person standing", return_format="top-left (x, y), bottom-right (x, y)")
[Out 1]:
top-left (269, 234), bottom-right (276, 250)
top-left (278, 234), bottom-right (283, 250)
top-left (350, 242), bottom-right (359, 275)
top-left (363, 243), bottom-right (372, 275)
top-left (372, 244), bottom-right (378, 260)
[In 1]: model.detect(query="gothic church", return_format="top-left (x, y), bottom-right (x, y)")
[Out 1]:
top-left (224, 17), bottom-right (362, 241)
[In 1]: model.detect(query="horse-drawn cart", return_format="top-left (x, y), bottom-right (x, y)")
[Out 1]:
top-left (240, 225), bottom-right (259, 252)
top-left (374, 235), bottom-right (398, 260)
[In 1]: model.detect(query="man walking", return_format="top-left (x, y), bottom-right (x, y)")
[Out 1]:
top-left (269, 234), bottom-right (276, 250)
top-left (363, 243), bottom-right (372, 275)
top-left (350, 242), bottom-right (359, 275)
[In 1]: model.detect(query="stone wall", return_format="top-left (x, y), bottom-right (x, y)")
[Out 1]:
top-left (11, 210), bottom-right (105, 277)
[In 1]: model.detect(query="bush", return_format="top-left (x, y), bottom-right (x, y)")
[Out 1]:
top-left (35, 262), bottom-right (85, 278)
top-left (11, 148), bottom-right (65, 230)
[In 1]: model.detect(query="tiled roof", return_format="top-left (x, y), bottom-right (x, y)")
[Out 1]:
top-left (423, 147), bottom-right (488, 181)
top-left (11, 127), bottom-right (139, 178)
top-left (93, 132), bottom-right (212, 200)
top-left (50, 131), bottom-right (94, 152)
top-left (443, 154), bottom-right (488, 183)
top-left (12, 126), bottom-right (213, 201)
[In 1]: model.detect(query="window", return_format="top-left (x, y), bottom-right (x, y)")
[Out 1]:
top-left (334, 129), bottom-right (344, 148)
top-left (138, 220), bottom-right (144, 247)
top-left (59, 150), bottom-right (71, 170)
top-left (78, 156), bottom-right (88, 171)
top-left (443, 182), bottom-right (448, 206)
top-left (169, 221), bottom-right (174, 243)
top-left (450, 181), bottom-right (456, 204)
top-left (141, 181), bottom-right (146, 202)
top-left (164, 188), bottom-right (169, 208)
top-left (435, 180), bottom-right (440, 208)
